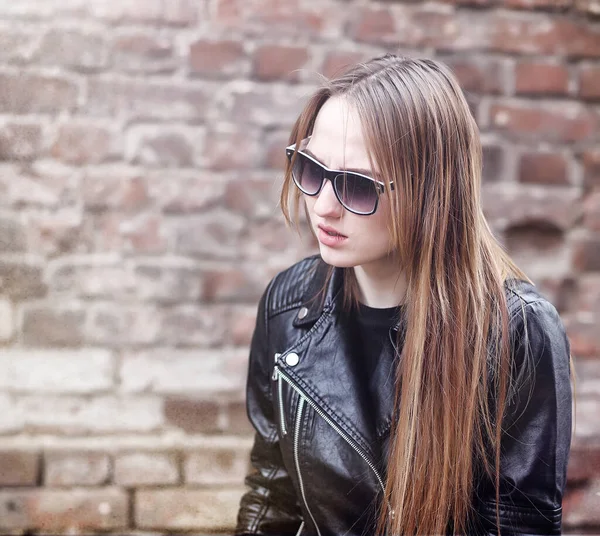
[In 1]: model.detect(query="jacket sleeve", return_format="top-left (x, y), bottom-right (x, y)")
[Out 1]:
top-left (475, 298), bottom-right (573, 535)
top-left (235, 281), bottom-right (303, 535)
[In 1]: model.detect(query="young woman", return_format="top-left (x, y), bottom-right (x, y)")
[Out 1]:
top-left (234, 55), bottom-right (574, 536)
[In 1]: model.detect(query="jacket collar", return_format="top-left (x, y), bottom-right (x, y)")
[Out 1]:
top-left (293, 259), bottom-right (404, 331)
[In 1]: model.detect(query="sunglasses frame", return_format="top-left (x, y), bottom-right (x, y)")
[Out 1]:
top-left (285, 141), bottom-right (395, 216)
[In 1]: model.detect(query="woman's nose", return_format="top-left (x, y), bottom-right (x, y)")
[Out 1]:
top-left (312, 179), bottom-right (344, 218)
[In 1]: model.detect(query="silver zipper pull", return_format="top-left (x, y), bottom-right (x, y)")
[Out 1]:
top-left (272, 353), bottom-right (281, 380)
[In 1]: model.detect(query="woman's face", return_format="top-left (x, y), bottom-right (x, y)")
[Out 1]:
top-left (303, 96), bottom-right (395, 270)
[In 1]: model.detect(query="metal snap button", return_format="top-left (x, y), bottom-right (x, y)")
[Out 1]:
top-left (297, 307), bottom-right (308, 320)
top-left (285, 352), bottom-right (299, 366)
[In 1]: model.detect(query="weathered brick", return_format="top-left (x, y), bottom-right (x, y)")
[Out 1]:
top-left (0, 72), bottom-right (78, 114)
top-left (0, 349), bottom-right (114, 393)
top-left (252, 44), bottom-right (310, 82)
top-left (348, 7), bottom-right (397, 45)
top-left (189, 39), bottom-right (246, 78)
top-left (89, 0), bottom-right (197, 25)
top-left (583, 149), bottom-right (600, 189)
top-left (502, 0), bottom-right (572, 9)
top-left (86, 79), bottom-right (208, 122)
top-left (0, 122), bottom-right (43, 161)
top-left (172, 209), bottom-right (245, 259)
top-left (44, 451), bottom-right (110, 486)
top-left (112, 33), bottom-right (177, 74)
top-left (21, 305), bottom-right (86, 347)
top-left (575, 0), bottom-right (600, 16)
top-left (202, 127), bottom-right (262, 171)
top-left (579, 64), bottom-right (600, 100)
top-left (91, 212), bottom-right (167, 254)
top-left (231, 86), bottom-right (308, 128)
top-left (445, 56), bottom-right (506, 95)
top-left (564, 480), bottom-right (600, 528)
top-left (0, 299), bottom-right (14, 341)
top-left (265, 129), bottom-right (291, 170)
top-left (0, 451), bottom-right (39, 486)
top-left (584, 190), bottom-right (600, 231)
top-left (86, 304), bottom-right (162, 346)
top-left (489, 14), bottom-right (600, 58)
top-left (564, 313), bottom-right (600, 357)
top-left (82, 168), bottom-right (149, 211)
top-left (0, 27), bottom-right (36, 64)
top-left (518, 152), bottom-right (569, 185)
top-left (35, 29), bottom-right (107, 70)
top-left (223, 399), bottom-right (254, 435)
top-left (120, 348), bottom-right (247, 394)
top-left (133, 261), bottom-right (204, 303)
top-left (224, 178), bottom-right (280, 219)
top-left (126, 125), bottom-right (202, 168)
top-left (17, 395), bottom-right (164, 434)
top-left (568, 444), bottom-right (600, 483)
top-left (482, 183), bottom-right (580, 230)
top-left (114, 451), bottom-right (179, 486)
top-left (0, 488), bottom-right (129, 532)
top-left (490, 102), bottom-right (597, 143)
top-left (184, 446), bottom-right (249, 485)
top-left (0, 260), bottom-right (47, 300)
top-left (229, 305), bottom-right (259, 347)
top-left (52, 122), bottom-right (120, 165)
top-left (202, 266), bottom-right (262, 303)
top-left (24, 208), bottom-right (85, 256)
top-left (135, 488), bottom-right (244, 530)
top-left (572, 234), bottom-right (600, 272)
top-left (164, 397), bottom-right (221, 434)
top-left (0, 217), bottom-right (27, 253)
top-left (321, 51), bottom-right (370, 79)
top-left (482, 144), bottom-right (505, 183)
top-left (515, 61), bottom-right (570, 96)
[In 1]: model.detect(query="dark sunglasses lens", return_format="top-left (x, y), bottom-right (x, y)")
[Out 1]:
top-left (292, 153), bottom-right (323, 195)
top-left (335, 173), bottom-right (378, 214)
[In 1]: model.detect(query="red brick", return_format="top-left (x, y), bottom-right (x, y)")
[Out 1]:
top-left (0, 73), bottom-right (78, 114)
top-left (0, 488), bottom-right (128, 531)
top-left (502, 0), bottom-right (572, 9)
top-left (321, 51), bottom-right (369, 79)
top-left (126, 126), bottom-right (199, 168)
top-left (584, 190), bottom-right (600, 231)
top-left (135, 488), bottom-right (243, 530)
top-left (92, 212), bottom-right (167, 254)
top-left (52, 122), bottom-right (118, 165)
top-left (565, 315), bottom-right (600, 357)
top-left (0, 451), bottom-right (39, 486)
top-left (579, 65), bottom-right (600, 100)
top-left (515, 61), bottom-right (570, 96)
top-left (189, 39), bottom-right (245, 78)
top-left (490, 103), bottom-right (596, 143)
top-left (114, 451), bottom-right (179, 486)
top-left (252, 44), bottom-right (309, 82)
top-left (86, 79), bottom-right (208, 122)
top-left (184, 446), bottom-right (249, 485)
top-left (90, 0), bottom-right (197, 26)
top-left (0, 216), bottom-right (27, 252)
top-left (518, 152), bottom-right (569, 185)
top-left (83, 170), bottom-right (149, 211)
top-left (572, 235), bottom-right (600, 272)
top-left (482, 144), bottom-right (505, 183)
top-left (349, 7), bottom-right (396, 45)
top-left (147, 172), bottom-right (226, 213)
top-left (489, 15), bottom-right (600, 58)
top-left (223, 400), bottom-right (254, 435)
top-left (583, 149), bottom-right (600, 189)
top-left (44, 451), bottom-right (110, 486)
top-left (21, 305), bottom-right (86, 347)
top-left (0, 122), bottom-right (42, 161)
top-left (229, 304), bottom-right (258, 347)
top-left (224, 178), bottom-right (280, 219)
top-left (112, 33), bottom-right (176, 74)
top-left (575, 0), bottom-right (600, 16)
top-left (231, 87), bottom-right (305, 127)
top-left (445, 57), bottom-right (505, 94)
top-left (25, 209), bottom-right (85, 257)
top-left (36, 29), bottom-right (107, 71)
top-left (164, 397), bottom-right (221, 434)
top-left (0, 260), bottom-right (47, 300)
top-left (564, 480), bottom-right (600, 528)
top-left (203, 128), bottom-right (262, 171)
top-left (202, 267), bottom-right (260, 303)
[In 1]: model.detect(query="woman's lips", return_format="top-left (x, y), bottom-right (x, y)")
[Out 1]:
top-left (317, 225), bottom-right (347, 247)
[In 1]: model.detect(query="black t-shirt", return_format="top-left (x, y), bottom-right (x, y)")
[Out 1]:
top-left (354, 302), bottom-right (404, 393)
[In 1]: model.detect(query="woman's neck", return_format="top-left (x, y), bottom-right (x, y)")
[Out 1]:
top-left (353, 257), bottom-right (407, 309)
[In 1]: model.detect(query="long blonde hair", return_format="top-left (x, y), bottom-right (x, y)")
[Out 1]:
top-left (281, 55), bottom-right (571, 535)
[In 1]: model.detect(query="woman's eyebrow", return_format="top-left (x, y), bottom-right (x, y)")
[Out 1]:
top-left (303, 147), bottom-right (374, 177)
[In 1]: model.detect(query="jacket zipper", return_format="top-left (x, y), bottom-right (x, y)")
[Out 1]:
top-left (272, 355), bottom-right (287, 436)
top-left (294, 397), bottom-right (321, 536)
top-left (295, 521), bottom-right (305, 536)
top-left (279, 368), bottom-right (386, 495)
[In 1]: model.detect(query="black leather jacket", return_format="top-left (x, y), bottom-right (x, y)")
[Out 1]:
top-left (235, 255), bottom-right (573, 535)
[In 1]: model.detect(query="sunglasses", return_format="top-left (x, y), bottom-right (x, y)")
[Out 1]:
top-left (285, 139), bottom-right (394, 216)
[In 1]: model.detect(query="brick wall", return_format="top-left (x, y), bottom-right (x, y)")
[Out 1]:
top-left (0, 0), bottom-right (598, 533)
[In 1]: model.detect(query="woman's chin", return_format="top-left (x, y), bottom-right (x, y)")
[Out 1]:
top-left (319, 247), bottom-right (359, 269)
